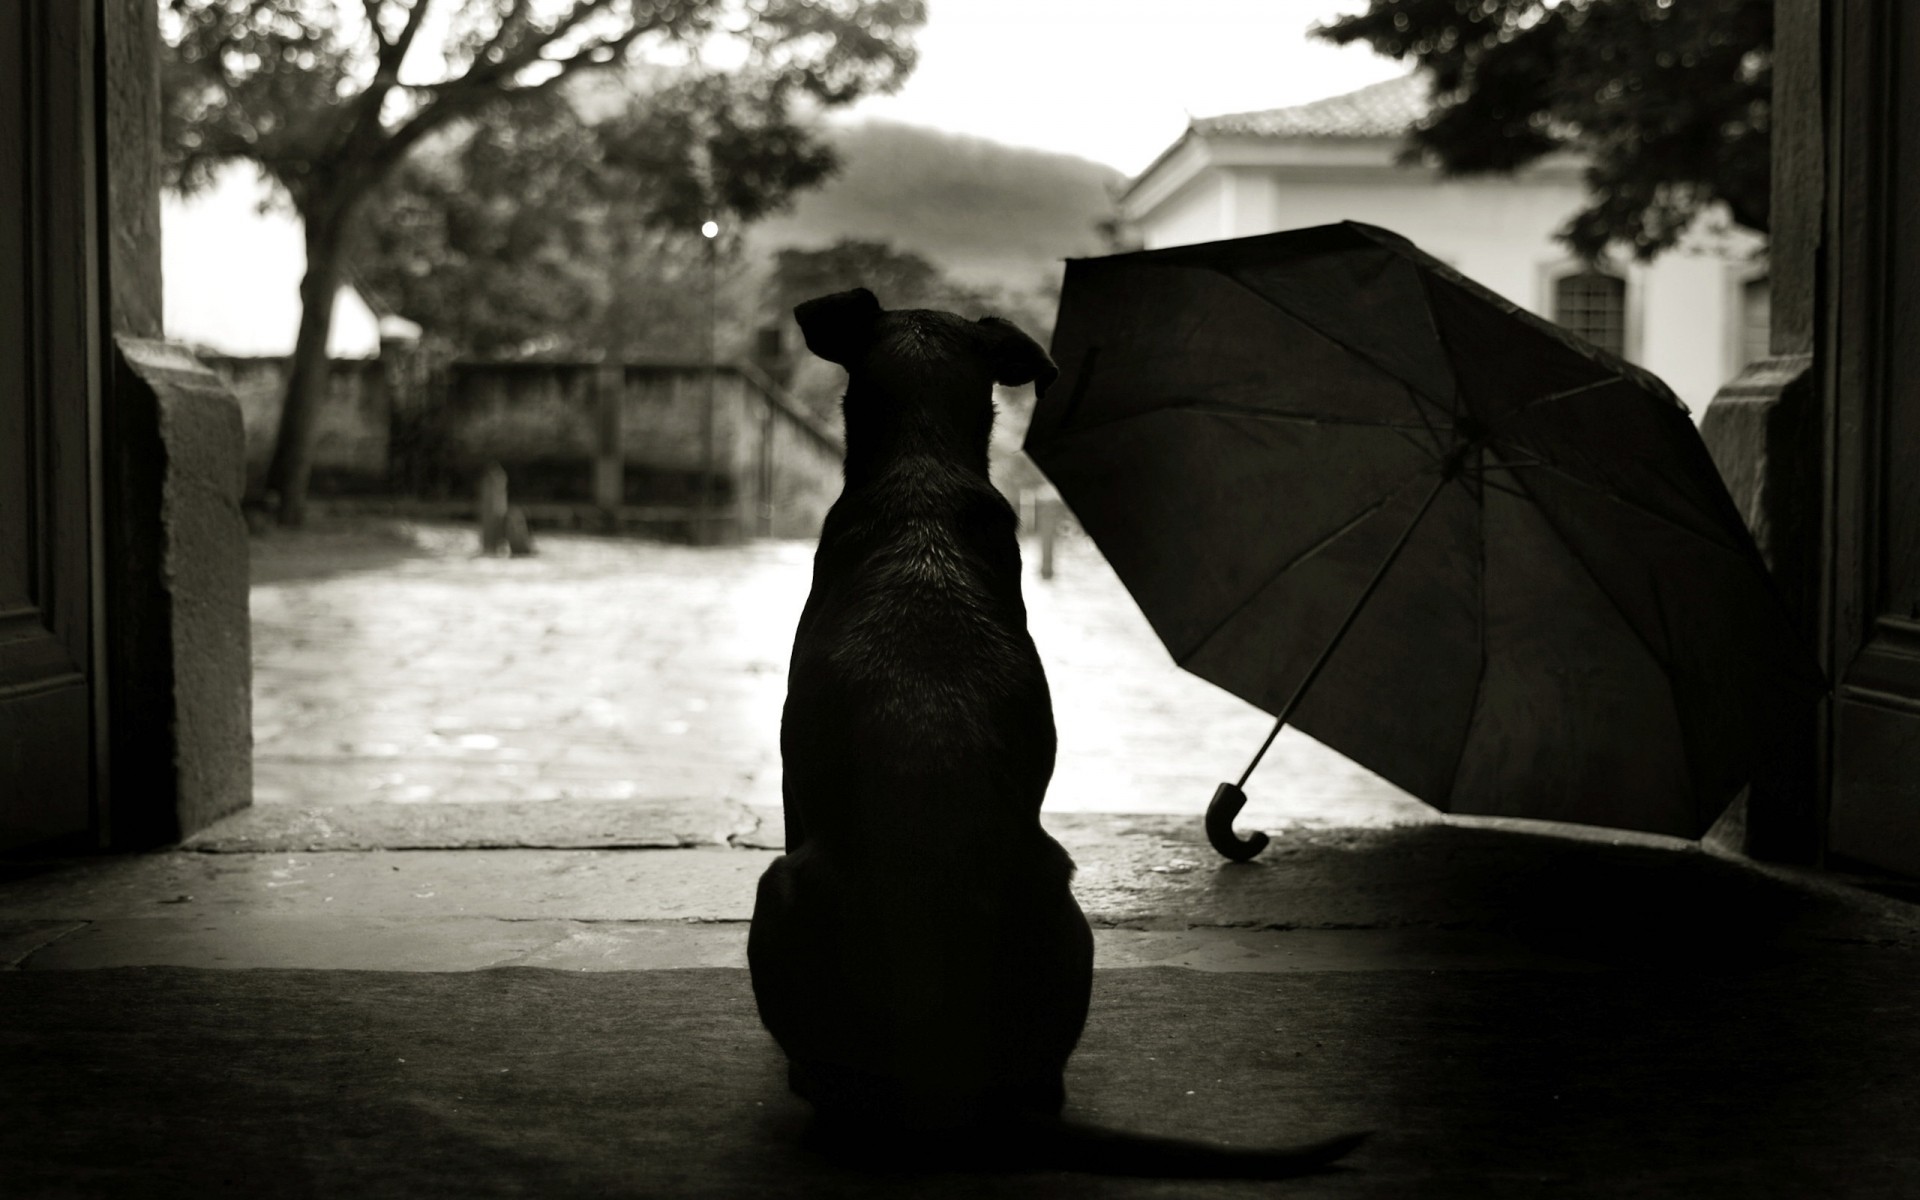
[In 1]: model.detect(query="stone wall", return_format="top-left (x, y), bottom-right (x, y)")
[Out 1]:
top-left (444, 360), bottom-right (599, 500)
top-left (203, 354), bottom-right (391, 494)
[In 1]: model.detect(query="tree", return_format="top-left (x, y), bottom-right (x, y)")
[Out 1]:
top-left (768, 238), bottom-right (990, 317)
top-left (767, 238), bottom-right (1058, 340)
top-left (352, 72), bottom-right (835, 362)
top-left (353, 93), bottom-right (609, 359)
top-left (162, 0), bottom-right (924, 525)
top-left (1315, 0), bottom-right (1771, 260)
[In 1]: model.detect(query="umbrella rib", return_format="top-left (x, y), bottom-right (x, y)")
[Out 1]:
top-left (1467, 472), bottom-right (1532, 503)
top-left (1388, 425), bottom-right (1441, 461)
top-left (1048, 399), bottom-right (1436, 439)
top-left (1496, 458), bottom-right (1749, 560)
top-left (1512, 375), bottom-right (1624, 414)
top-left (1403, 386), bottom-right (1454, 452)
top-left (1508, 462), bottom-right (1708, 820)
top-left (1442, 446), bottom-right (1492, 810)
top-left (1501, 462), bottom-right (1675, 674)
top-left (1475, 447), bottom-right (1548, 469)
top-left (1053, 345), bottom-right (1100, 430)
top-left (1174, 464), bottom-right (1438, 668)
top-left (1205, 268), bottom-right (1456, 446)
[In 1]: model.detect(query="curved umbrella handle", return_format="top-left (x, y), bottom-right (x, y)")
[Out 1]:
top-left (1206, 782), bottom-right (1269, 862)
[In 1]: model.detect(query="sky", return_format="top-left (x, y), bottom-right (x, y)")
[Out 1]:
top-left (239, 1), bottom-right (1404, 177)
top-left (838, 0), bottom-right (1406, 175)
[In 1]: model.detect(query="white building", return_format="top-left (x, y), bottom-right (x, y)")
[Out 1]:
top-left (1119, 75), bottom-right (1769, 413)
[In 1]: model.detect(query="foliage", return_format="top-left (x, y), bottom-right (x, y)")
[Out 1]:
top-left (162, 0), bottom-right (925, 212)
top-left (160, 0), bottom-right (926, 522)
top-left (746, 120), bottom-right (1123, 292)
top-left (764, 238), bottom-right (975, 421)
top-left (768, 239), bottom-right (992, 316)
top-left (351, 76), bottom-right (826, 361)
top-left (593, 70), bottom-right (838, 231)
top-left (1316, 0), bottom-right (1771, 259)
top-left (768, 237), bottom-right (1057, 341)
top-left (352, 94), bottom-right (608, 358)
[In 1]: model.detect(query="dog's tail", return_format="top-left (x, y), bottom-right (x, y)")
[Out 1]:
top-left (809, 1114), bottom-right (1369, 1179)
top-left (1012, 1116), bottom-right (1371, 1179)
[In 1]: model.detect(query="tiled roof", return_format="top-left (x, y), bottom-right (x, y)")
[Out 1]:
top-left (1192, 74), bottom-right (1428, 140)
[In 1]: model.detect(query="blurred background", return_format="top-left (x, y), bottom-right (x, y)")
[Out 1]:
top-left (155, 0), bottom-right (1776, 835)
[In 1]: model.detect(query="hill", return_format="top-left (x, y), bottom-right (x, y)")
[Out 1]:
top-left (742, 120), bottom-right (1126, 295)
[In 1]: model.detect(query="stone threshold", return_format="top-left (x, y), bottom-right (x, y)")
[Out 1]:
top-left (2, 917), bottom-right (1604, 974)
top-left (181, 798), bottom-right (780, 852)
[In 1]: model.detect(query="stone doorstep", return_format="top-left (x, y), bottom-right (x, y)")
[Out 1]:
top-left (0, 920), bottom-right (87, 968)
top-left (1, 918), bottom-right (1603, 974)
top-left (180, 797), bottom-right (772, 853)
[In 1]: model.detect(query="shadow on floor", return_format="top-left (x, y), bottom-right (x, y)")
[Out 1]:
top-left (246, 519), bottom-right (459, 586)
top-left (3, 954), bottom-right (1918, 1199)
top-left (3, 821), bottom-right (1917, 1196)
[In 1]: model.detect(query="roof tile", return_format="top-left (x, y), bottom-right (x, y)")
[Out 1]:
top-left (1193, 74), bottom-right (1428, 140)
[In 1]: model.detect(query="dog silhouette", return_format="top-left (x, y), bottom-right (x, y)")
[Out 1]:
top-left (748, 288), bottom-right (1366, 1177)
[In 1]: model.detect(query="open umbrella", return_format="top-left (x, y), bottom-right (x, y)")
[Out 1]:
top-left (1024, 222), bottom-right (1820, 860)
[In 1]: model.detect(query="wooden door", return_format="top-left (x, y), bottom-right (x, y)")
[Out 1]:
top-left (0, 1), bottom-right (102, 851)
top-left (1825, 0), bottom-right (1920, 875)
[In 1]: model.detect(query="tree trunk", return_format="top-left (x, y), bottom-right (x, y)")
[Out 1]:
top-left (263, 205), bottom-right (348, 527)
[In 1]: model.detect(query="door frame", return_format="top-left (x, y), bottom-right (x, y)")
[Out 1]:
top-left (1820, 0), bottom-right (1920, 873)
top-left (0, 0), bottom-right (107, 852)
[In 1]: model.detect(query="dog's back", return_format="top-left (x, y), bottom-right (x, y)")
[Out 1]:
top-left (748, 289), bottom-right (1087, 1130)
top-left (746, 289), bottom-right (1368, 1177)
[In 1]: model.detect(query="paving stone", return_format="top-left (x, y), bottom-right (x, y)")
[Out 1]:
top-left (183, 798), bottom-right (766, 852)
top-left (246, 525), bottom-right (1427, 835)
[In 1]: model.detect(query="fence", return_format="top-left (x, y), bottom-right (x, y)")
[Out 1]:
top-left (205, 353), bottom-right (845, 541)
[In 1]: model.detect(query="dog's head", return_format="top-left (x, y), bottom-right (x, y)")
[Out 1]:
top-left (794, 287), bottom-right (1056, 474)
top-left (794, 288), bottom-right (1058, 398)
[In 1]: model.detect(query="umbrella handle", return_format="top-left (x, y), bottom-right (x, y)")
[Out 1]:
top-left (1206, 782), bottom-right (1269, 862)
top-left (1207, 471), bottom-right (1454, 863)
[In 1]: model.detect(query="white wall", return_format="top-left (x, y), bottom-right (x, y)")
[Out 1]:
top-left (1141, 173), bottom-right (1234, 253)
top-left (1135, 157), bottom-right (1765, 412)
top-left (1261, 173), bottom-right (1587, 316)
top-left (1637, 251), bottom-right (1757, 414)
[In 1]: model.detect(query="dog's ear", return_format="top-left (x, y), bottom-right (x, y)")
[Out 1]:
top-left (794, 288), bottom-right (882, 367)
top-left (976, 316), bottom-right (1058, 397)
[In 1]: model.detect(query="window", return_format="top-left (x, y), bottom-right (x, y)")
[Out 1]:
top-left (1552, 271), bottom-right (1627, 357)
top-left (1740, 275), bottom-right (1772, 368)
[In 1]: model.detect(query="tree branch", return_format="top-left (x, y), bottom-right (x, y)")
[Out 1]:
top-left (378, 0), bottom-right (674, 170)
top-left (381, 0), bottom-right (436, 76)
top-left (460, 0), bottom-right (621, 94)
top-left (509, 22), bottom-right (652, 90)
top-left (344, 0), bottom-right (438, 173)
top-left (363, 0), bottom-right (389, 48)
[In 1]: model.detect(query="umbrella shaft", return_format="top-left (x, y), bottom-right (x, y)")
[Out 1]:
top-left (1238, 471), bottom-right (1453, 789)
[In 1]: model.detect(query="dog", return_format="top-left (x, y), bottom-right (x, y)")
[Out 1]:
top-left (747, 288), bottom-right (1367, 1177)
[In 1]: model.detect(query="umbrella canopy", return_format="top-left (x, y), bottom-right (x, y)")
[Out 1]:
top-left (1025, 222), bottom-right (1820, 844)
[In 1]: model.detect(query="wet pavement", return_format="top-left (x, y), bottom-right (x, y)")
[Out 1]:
top-left (243, 521), bottom-right (1429, 839)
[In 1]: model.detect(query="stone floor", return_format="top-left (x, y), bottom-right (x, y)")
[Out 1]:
top-left (4, 522), bottom-right (1919, 1196)
top-left (240, 522), bottom-right (1425, 836)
